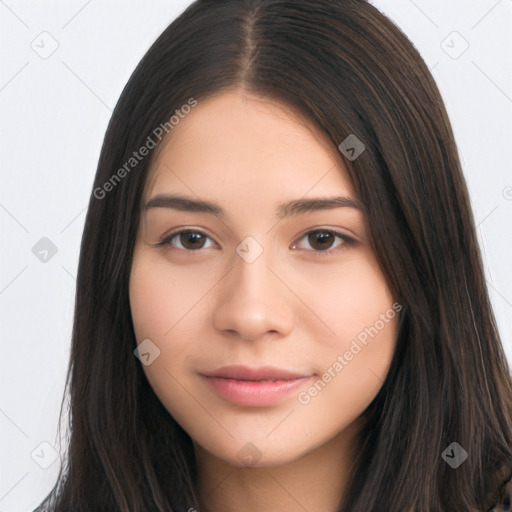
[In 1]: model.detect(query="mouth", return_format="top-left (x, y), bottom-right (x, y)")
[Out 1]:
top-left (201, 365), bottom-right (315, 406)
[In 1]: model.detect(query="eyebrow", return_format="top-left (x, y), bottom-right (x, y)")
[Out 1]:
top-left (143, 193), bottom-right (364, 220)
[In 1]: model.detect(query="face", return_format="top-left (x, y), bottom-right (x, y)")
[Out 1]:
top-left (129, 90), bottom-right (399, 468)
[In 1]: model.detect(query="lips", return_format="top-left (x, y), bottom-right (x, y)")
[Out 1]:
top-left (201, 365), bottom-right (314, 406)
top-left (202, 364), bottom-right (308, 381)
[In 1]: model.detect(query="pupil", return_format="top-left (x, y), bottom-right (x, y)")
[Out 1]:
top-left (182, 232), bottom-right (204, 249)
top-left (310, 231), bottom-right (333, 250)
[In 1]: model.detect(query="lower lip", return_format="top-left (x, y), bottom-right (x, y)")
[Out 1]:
top-left (203, 375), bottom-right (313, 407)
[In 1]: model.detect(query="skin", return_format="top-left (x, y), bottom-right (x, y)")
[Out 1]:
top-left (129, 89), bottom-right (399, 512)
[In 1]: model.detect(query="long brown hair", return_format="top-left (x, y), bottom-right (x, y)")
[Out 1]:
top-left (35, 0), bottom-right (512, 510)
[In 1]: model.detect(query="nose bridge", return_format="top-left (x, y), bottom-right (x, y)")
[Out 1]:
top-left (235, 238), bottom-right (278, 298)
top-left (231, 235), bottom-right (281, 307)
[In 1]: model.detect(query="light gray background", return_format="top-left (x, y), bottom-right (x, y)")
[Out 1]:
top-left (1, 0), bottom-right (511, 510)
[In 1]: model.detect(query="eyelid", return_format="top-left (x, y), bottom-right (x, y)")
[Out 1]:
top-left (154, 226), bottom-right (357, 255)
top-left (292, 226), bottom-right (358, 246)
top-left (154, 227), bottom-right (218, 251)
top-left (290, 228), bottom-right (356, 256)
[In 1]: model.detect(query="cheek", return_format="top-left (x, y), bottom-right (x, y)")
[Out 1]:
top-left (129, 254), bottom-right (204, 341)
top-left (294, 253), bottom-right (399, 405)
top-left (129, 266), bottom-right (169, 342)
top-left (129, 252), bottom-right (214, 384)
top-left (296, 252), bottom-right (396, 343)
top-left (129, 255), bottom-right (201, 411)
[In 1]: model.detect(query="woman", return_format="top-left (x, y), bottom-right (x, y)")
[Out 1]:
top-left (35, 0), bottom-right (512, 510)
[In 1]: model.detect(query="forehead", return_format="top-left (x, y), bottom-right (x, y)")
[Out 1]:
top-left (143, 90), bottom-right (356, 202)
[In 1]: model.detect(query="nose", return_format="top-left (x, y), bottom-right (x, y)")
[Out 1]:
top-left (212, 246), bottom-right (295, 343)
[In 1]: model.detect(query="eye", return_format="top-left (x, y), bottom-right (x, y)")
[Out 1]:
top-left (156, 229), bottom-right (216, 251)
top-left (291, 229), bottom-right (355, 256)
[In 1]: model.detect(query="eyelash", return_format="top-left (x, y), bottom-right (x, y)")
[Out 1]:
top-left (154, 228), bottom-right (356, 257)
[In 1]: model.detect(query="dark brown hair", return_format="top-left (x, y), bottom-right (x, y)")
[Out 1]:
top-left (35, 0), bottom-right (512, 510)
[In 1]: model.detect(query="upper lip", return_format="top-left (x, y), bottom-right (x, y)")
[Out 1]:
top-left (202, 365), bottom-right (310, 381)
